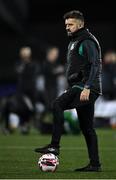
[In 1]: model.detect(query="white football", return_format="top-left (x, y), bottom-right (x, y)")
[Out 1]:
top-left (38, 153), bottom-right (59, 172)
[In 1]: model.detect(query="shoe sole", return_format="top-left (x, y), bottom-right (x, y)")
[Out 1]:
top-left (34, 149), bottom-right (59, 156)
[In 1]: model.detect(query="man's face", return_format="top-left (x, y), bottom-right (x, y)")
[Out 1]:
top-left (47, 48), bottom-right (59, 62)
top-left (19, 47), bottom-right (32, 62)
top-left (65, 18), bottom-right (84, 36)
top-left (104, 52), bottom-right (116, 64)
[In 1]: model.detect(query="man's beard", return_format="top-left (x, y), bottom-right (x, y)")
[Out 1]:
top-left (67, 30), bottom-right (72, 37)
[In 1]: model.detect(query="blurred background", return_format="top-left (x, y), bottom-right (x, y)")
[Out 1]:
top-left (0, 0), bottom-right (116, 135)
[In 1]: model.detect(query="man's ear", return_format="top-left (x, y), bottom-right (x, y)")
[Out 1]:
top-left (79, 20), bottom-right (84, 28)
top-left (78, 24), bottom-right (83, 29)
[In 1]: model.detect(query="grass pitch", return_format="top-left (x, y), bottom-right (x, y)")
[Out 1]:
top-left (0, 128), bottom-right (116, 179)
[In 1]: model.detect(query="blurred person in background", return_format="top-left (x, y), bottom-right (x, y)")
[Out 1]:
top-left (35, 10), bottom-right (102, 172)
top-left (2, 46), bottom-right (40, 134)
top-left (43, 46), bottom-right (65, 107)
top-left (94, 50), bottom-right (116, 128)
top-left (38, 46), bottom-right (65, 134)
top-left (102, 50), bottom-right (116, 100)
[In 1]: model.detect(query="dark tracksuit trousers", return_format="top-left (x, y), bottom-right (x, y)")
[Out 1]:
top-left (51, 86), bottom-right (100, 166)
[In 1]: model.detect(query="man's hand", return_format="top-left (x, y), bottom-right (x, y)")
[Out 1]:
top-left (80, 88), bottom-right (90, 101)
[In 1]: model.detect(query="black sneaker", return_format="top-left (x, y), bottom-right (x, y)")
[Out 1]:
top-left (74, 163), bottom-right (102, 172)
top-left (34, 144), bottom-right (59, 155)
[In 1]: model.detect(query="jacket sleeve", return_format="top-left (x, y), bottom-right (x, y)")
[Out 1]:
top-left (80, 39), bottom-right (100, 89)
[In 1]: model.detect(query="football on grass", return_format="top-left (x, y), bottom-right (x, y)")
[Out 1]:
top-left (38, 153), bottom-right (59, 172)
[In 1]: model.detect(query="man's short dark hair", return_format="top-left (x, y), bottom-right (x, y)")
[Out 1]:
top-left (63, 10), bottom-right (84, 22)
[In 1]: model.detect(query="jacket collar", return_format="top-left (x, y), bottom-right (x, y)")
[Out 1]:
top-left (70, 28), bottom-right (89, 41)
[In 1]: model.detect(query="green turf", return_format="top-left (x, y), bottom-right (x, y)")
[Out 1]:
top-left (0, 128), bottom-right (116, 179)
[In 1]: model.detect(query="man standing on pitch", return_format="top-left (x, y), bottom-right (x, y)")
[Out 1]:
top-left (35, 10), bottom-right (102, 172)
